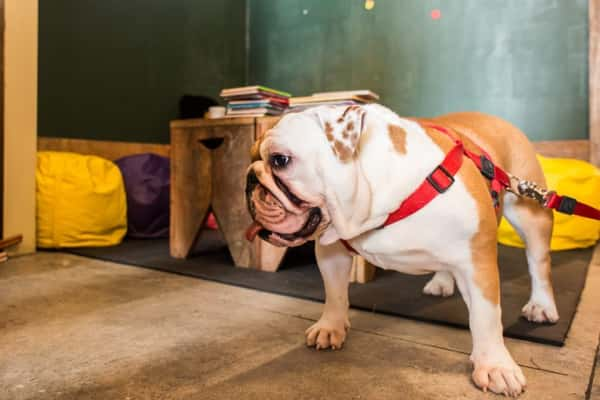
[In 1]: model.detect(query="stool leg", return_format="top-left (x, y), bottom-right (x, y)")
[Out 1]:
top-left (170, 128), bottom-right (212, 258)
top-left (349, 256), bottom-right (376, 283)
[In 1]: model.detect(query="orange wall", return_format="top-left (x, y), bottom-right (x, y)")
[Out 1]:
top-left (4, 0), bottom-right (38, 254)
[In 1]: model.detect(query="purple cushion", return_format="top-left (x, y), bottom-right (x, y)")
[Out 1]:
top-left (115, 153), bottom-right (170, 238)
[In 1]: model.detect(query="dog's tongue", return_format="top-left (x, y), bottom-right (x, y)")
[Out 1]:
top-left (245, 221), bottom-right (263, 242)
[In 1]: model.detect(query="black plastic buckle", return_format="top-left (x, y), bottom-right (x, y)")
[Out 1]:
top-left (480, 155), bottom-right (495, 180)
top-left (557, 196), bottom-right (577, 215)
top-left (427, 165), bottom-right (455, 193)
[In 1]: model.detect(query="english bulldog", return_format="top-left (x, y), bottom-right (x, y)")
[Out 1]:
top-left (245, 104), bottom-right (558, 396)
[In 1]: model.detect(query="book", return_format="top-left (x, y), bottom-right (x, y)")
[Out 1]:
top-left (220, 93), bottom-right (291, 102)
top-left (226, 107), bottom-right (282, 116)
top-left (287, 100), bottom-right (360, 111)
top-left (220, 85), bottom-right (291, 98)
top-left (289, 95), bottom-right (372, 107)
top-left (228, 103), bottom-right (285, 111)
top-left (228, 97), bottom-right (289, 106)
top-left (289, 90), bottom-right (380, 107)
top-left (311, 90), bottom-right (379, 101)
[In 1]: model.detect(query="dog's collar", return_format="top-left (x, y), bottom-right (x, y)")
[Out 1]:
top-left (340, 123), bottom-right (511, 254)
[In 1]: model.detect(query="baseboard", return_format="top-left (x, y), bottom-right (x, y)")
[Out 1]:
top-left (38, 137), bottom-right (169, 160)
top-left (533, 139), bottom-right (590, 161)
top-left (38, 137), bottom-right (591, 163)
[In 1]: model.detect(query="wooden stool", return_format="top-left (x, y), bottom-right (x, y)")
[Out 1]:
top-left (169, 116), bottom-right (376, 282)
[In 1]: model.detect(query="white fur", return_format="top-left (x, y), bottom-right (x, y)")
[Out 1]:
top-left (423, 271), bottom-right (455, 297)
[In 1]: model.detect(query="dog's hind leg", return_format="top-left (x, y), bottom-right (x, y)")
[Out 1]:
top-left (503, 192), bottom-right (559, 323)
top-left (423, 271), bottom-right (455, 297)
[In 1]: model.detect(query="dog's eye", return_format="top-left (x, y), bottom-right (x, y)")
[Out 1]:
top-left (269, 154), bottom-right (291, 169)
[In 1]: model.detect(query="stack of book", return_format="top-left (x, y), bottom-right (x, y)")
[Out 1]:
top-left (220, 85), bottom-right (291, 117)
top-left (289, 90), bottom-right (379, 110)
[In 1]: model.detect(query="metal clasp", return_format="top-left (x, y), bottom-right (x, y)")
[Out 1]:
top-left (508, 174), bottom-right (551, 206)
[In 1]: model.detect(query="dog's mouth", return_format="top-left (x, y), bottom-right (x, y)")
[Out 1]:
top-left (246, 207), bottom-right (322, 243)
top-left (245, 170), bottom-right (324, 247)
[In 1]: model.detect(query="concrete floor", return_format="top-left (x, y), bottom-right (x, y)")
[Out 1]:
top-left (2, 248), bottom-right (600, 400)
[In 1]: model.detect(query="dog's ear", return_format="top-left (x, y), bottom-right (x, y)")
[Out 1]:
top-left (250, 135), bottom-right (264, 162)
top-left (314, 105), bottom-right (367, 162)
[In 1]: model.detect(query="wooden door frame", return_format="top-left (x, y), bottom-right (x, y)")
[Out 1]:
top-left (591, 0), bottom-right (600, 166)
top-left (0, 0), bottom-right (4, 238)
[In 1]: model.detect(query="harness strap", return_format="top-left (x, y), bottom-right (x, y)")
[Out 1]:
top-left (340, 122), bottom-right (507, 254)
top-left (339, 122), bottom-right (600, 255)
top-left (424, 124), bottom-right (512, 206)
top-left (384, 136), bottom-right (464, 225)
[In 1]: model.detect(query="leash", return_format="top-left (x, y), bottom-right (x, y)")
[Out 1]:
top-left (339, 123), bottom-right (600, 254)
top-left (509, 176), bottom-right (600, 220)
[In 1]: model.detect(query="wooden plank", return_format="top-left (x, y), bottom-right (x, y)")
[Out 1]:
top-left (210, 123), bottom-right (262, 268)
top-left (591, 0), bottom-right (600, 166)
top-left (533, 140), bottom-right (590, 160)
top-left (252, 241), bottom-right (287, 272)
top-left (38, 137), bottom-right (169, 160)
top-left (255, 116), bottom-right (281, 139)
top-left (0, 234), bottom-right (21, 250)
top-left (38, 136), bottom-right (591, 164)
top-left (0, 0), bottom-right (4, 239)
top-left (350, 256), bottom-right (376, 284)
top-left (169, 127), bottom-right (211, 258)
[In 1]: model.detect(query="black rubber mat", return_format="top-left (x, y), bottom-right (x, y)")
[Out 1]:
top-left (67, 230), bottom-right (594, 346)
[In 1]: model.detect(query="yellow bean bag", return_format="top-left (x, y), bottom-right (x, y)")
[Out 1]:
top-left (36, 151), bottom-right (127, 248)
top-left (498, 155), bottom-right (600, 250)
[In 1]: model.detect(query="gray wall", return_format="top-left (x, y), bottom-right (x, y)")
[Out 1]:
top-left (39, 0), bottom-right (246, 143)
top-left (38, 1), bottom-right (589, 143)
top-left (249, 0), bottom-right (589, 141)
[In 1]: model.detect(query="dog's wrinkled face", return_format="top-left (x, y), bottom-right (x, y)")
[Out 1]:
top-left (245, 106), bottom-right (366, 247)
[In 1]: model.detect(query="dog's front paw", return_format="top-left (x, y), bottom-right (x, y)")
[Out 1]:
top-left (471, 351), bottom-right (526, 397)
top-left (305, 317), bottom-right (350, 350)
top-left (422, 271), bottom-right (454, 297)
top-left (521, 298), bottom-right (559, 324)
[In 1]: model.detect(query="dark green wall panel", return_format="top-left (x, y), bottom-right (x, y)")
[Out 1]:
top-left (249, 0), bottom-right (588, 141)
top-left (39, 0), bottom-right (246, 143)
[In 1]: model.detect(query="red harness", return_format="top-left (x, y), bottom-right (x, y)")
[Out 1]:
top-left (340, 123), bottom-right (600, 254)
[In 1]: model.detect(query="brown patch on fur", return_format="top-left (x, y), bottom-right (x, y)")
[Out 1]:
top-left (324, 122), bottom-right (334, 142)
top-left (342, 131), bottom-right (349, 139)
top-left (388, 124), bottom-right (407, 154)
top-left (342, 105), bottom-right (360, 117)
top-left (337, 117), bottom-right (344, 123)
top-left (346, 121), bottom-right (355, 131)
top-left (333, 140), bottom-right (353, 161)
top-left (462, 164), bottom-right (501, 305)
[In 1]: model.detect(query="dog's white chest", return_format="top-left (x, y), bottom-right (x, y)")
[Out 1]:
top-left (348, 177), bottom-right (480, 275)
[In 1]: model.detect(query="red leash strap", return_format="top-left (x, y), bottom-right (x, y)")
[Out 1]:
top-left (544, 192), bottom-right (600, 220)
